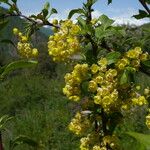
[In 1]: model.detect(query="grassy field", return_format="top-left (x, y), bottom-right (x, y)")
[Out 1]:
top-left (0, 75), bottom-right (79, 150)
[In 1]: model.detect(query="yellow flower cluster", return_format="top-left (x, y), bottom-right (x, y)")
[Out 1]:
top-left (80, 134), bottom-right (118, 150)
top-left (102, 135), bottom-right (119, 150)
top-left (13, 28), bottom-right (38, 58)
top-left (116, 47), bottom-right (149, 70)
top-left (144, 87), bottom-right (150, 98)
top-left (146, 113), bottom-right (150, 129)
top-left (92, 145), bottom-right (103, 150)
top-left (121, 94), bottom-right (148, 110)
top-left (131, 96), bottom-right (147, 106)
top-left (88, 58), bottom-right (119, 112)
top-left (48, 20), bottom-right (81, 61)
top-left (69, 112), bottom-right (90, 135)
top-left (63, 64), bottom-right (89, 101)
top-left (80, 136), bottom-right (90, 150)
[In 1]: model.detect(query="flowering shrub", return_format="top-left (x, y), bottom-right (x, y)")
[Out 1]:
top-left (0, 0), bottom-right (150, 149)
top-left (60, 46), bottom-right (150, 149)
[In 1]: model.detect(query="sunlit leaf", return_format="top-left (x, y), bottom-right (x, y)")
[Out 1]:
top-left (44, 2), bottom-right (50, 10)
top-left (120, 70), bottom-right (129, 85)
top-left (106, 51), bottom-right (121, 65)
top-left (0, 60), bottom-right (38, 78)
top-left (0, 115), bottom-right (13, 131)
top-left (68, 8), bottom-right (84, 19)
top-left (98, 14), bottom-right (114, 30)
top-left (126, 132), bottom-right (150, 150)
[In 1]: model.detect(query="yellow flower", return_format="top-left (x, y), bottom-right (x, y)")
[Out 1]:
top-left (146, 114), bottom-right (150, 129)
top-left (98, 58), bottom-right (108, 66)
top-left (52, 19), bottom-right (58, 25)
top-left (69, 112), bottom-right (90, 135)
top-left (13, 28), bottom-right (19, 35)
top-left (32, 48), bottom-right (38, 57)
top-left (132, 96), bottom-right (147, 106)
top-left (91, 64), bottom-right (99, 74)
top-left (88, 80), bottom-right (97, 93)
top-left (126, 47), bottom-right (142, 59)
top-left (93, 145), bottom-right (101, 150)
top-left (144, 87), bottom-right (149, 95)
top-left (140, 52), bottom-right (149, 61)
top-left (94, 96), bottom-right (101, 105)
top-left (95, 76), bottom-right (103, 84)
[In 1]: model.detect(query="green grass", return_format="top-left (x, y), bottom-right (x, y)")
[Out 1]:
top-left (0, 74), bottom-right (79, 150)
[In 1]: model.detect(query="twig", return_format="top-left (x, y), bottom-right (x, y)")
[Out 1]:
top-left (0, 13), bottom-right (59, 28)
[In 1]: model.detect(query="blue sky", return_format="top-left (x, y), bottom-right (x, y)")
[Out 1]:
top-left (5, 0), bottom-right (150, 25)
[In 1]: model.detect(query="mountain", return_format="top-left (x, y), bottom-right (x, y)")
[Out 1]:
top-left (40, 27), bottom-right (53, 37)
top-left (0, 7), bottom-right (51, 65)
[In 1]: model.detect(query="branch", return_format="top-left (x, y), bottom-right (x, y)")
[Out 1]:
top-left (0, 13), bottom-right (59, 28)
top-left (139, 0), bottom-right (150, 15)
top-left (101, 109), bottom-right (108, 136)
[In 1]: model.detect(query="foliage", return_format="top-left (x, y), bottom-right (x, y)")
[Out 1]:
top-left (0, 74), bottom-right (79, 149)
top-left (0, 0), bottom-right (150, 149)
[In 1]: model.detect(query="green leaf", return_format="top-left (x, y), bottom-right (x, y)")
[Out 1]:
top-left (106, 51), bottom-right (121, 65)
top-left (108, 0), bottom-right (112, 4)
top-left (111, 26), bottom-right (126, 36)
top-left (92, 0), bottom-right (98, 5)
top-left (98, 14), bottom-right (114, 30)
top-left (68, 8), bottom-right (85, 19)
top-left (142, 60), bottom-right (150, 68)
top-left (0, 0), bottom-right (8, 3)
top-left (10, 135), bottom-right (39, 149)
top-left (44, 2), bottom-right (50, 10)
top-left (11, 0), bottom-right (17, 4)
top-left (95, 26), bottom-right (103, 39)
top-left (120, 70), bottom-right (129, 85)
top-left (126, 132), bottom-right (150, 150)
top-left (77, 17), bottom-right (86, 27)
top-left (146, 0), bottom-right (150, 4)
top-left (0, 20), bottom-right (9, 31)
top-left (0, 115), bottom-right (13, 131)
top-left (133, 10), bottom-right (149, 19)
top-left (0, 66), bottom-right (5, 75)
top-left (50, 8), bottom-right (58, 15)
top-left (0, 60), bottom-right (38, 78)
top-left (42, 8), bottom-right (49, 18)
top-left (81, 81), bottom-right (89, 94)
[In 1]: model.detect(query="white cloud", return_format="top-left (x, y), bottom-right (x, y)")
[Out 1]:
top-left (109, 8), bottom-right (149, 26)
top-left (113, 17), bottom-right (149, 26)
top-left (92, 10), bottom-right (102, 18)
top-left (23, 7), bottom-right (149, 26)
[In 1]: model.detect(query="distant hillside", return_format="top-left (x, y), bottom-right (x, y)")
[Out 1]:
top-left (40, 27), bottom-right (53, 37)
top-left (140, 23), bottom-right (150, 30)
top-left (0, 7), bottom-right (52, 65)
